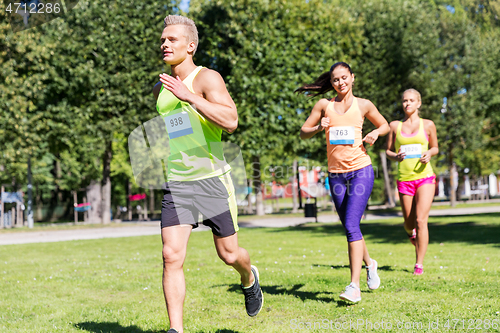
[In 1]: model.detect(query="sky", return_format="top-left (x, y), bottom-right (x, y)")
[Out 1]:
top-left (179, 0), bottom-right (190, 12)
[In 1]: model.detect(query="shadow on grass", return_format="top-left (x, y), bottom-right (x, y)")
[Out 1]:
top-left (194, 331), bottom-right (241, 333)
top-left (312, 264), bottom-right (398, 272)
top-left (75, 322), bottom-right (165, 332)
top-left (267, 213), bottom-right (500, 247)
top-left (219, 283), bottom-right (341, 304)
top-left (75, 322), bottom-right (241, 333)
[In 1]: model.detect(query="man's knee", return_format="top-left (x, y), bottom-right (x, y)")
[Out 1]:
top-left (218, 251), bottom-right (239, 266)
top-left (162, 246), bottom-right (185, 266)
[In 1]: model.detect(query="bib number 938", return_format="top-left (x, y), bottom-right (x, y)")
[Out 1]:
top-left (170, 117), bottom-right (183, 127)
top-left (164, 112), bottom-right (193, 139)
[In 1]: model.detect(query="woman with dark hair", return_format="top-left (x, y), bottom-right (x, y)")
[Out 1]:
top-left (297, 62), bottom-right (389, 303)
top-left (386, 89), bottom-right (438, 276)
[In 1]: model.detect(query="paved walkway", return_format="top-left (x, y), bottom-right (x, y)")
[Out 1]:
top-left (0, 205), bottom-right (498, 246)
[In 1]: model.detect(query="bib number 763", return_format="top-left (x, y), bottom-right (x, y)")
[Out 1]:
top-left (329, 126), bottom-right (355, 145)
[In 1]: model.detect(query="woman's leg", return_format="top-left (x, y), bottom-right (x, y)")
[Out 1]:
top-left (328, 174), bottom-right (348, 224)
top-left (414, 184), bottom-right (435, 266)
top-left (343, 166), bottom-right (374, 287)
top-left (400, 193), bottom-right (417, 246)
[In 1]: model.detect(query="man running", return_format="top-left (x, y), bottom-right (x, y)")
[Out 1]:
top-left (153, 15), bottom-right (263, 333)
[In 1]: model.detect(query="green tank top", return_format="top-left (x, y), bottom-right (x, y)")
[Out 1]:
top-left (156, 66), bottom-right (229, 181)
top-left (395, 119), bottom-right (434, 181)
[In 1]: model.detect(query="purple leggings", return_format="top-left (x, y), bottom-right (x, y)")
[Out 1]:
top-left (328, 165), bottom-right (374, 242)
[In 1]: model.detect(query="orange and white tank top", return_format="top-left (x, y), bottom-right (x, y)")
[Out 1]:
top-left (325, 97), bottom-right (372, 173)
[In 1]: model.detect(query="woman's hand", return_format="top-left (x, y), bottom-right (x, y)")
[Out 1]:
top-left (319, 117), bottom-right (330, 131)
top-left (420, 151), bottom-right (432, 164)
top-left (362, 129), bottom-right (379, 146)
top-left (395, 148), bottom-right (406, 162)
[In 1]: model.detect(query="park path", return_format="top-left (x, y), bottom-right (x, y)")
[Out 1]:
top-left (0, 205), bottom-right (498, 246)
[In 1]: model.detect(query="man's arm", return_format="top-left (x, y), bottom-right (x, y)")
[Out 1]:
top-left (159, 69), bottom-right (238, 133)
top-left (153, 81), bottom-right (162, 101)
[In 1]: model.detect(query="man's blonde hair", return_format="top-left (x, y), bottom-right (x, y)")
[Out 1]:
top-left (163, 15), bottom-right (198, 55)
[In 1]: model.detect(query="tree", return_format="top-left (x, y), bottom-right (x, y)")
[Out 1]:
top-left (36, 0), bottom-right (178, 222)
top-left (192, 0), bottom-right (365, 214)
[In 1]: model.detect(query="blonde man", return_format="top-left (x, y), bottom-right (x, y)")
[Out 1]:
top-left (153, 15), bottom-right (263, 333)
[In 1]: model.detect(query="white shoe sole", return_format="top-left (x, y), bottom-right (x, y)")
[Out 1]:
top-left (339, 294), bottom-right (361, 303)
top-left (367, 259), bottom-right (380, 290)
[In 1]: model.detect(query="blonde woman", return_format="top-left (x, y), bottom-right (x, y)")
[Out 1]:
top-left (386, 89), bottom-right (439, 275)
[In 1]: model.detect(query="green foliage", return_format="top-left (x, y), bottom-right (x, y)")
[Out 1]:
top-left (1, 0), bottom-right (179, 212)
top-left (192, 0), bottom-right (365, 164)
top-left (0, 1), bottom-right (55, 188)
top-left (2, 0), bottom-right (500, 220)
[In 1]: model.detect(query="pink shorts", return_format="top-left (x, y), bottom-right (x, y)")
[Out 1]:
top-left (397, 174), bottom-right (436, 196)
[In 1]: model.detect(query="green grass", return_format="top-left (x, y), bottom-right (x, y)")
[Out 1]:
top-left (1, 214), bottom-right (500, 332)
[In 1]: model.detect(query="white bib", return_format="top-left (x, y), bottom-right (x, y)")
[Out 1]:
top-left (164, 112), bottom-right (193, 139)
top-left (329, 126), bottom-right (355, 145)
top-left (400, 144), bottom-right (422, 159)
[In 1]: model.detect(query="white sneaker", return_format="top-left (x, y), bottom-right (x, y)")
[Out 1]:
top-left (339, 282), bottom-right (361, 303)
top-left (366, 259), bottom-right (380, 290)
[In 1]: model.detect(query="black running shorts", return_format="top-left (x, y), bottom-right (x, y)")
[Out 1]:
top-left (160, 173), bottom-right (238, 237)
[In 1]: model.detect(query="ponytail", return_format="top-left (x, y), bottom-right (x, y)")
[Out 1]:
top-left (295, 62), bottom-right (353, 97)
top-left (295, 71), bottom-right (333, 97)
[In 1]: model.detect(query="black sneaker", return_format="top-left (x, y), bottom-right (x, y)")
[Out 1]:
top-left (167, 329), bottom-right (179, 333)
top-left (241, 265), bottom-right (263, 317)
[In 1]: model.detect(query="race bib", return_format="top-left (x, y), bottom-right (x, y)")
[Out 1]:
top-left (164, 112), bottom-right (193, 139)
top-left (329, 126), bottom-right (355, 145)
top-left (400, 144), bottom-right (422, 159)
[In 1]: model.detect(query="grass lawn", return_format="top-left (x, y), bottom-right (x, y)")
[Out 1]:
top-left (1, 214), bottom-right (500, 332)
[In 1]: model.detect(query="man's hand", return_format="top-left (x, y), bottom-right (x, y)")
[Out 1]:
top-left (159, 74), bottom-right (194, 102)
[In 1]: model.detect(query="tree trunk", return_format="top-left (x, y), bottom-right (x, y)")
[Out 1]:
top-left (86, 180), bottom-right (102, 223)
top-left (1, 185), bottom-right (4, 229)
top-left (127, 180), bottom-right (132, 220)
top-left (292, 159), bottom-right (299, 213)
top-left (16, 202), bottom-right (22, 226)
top-left (56, 159), bottom-right (62, 203)
top-left (149, 186), bottom-right (154, 218)
top-left (101, 140), bottom-right (112, 224)
top-left (35, 185), bottom-right (42, 222)
top-left (73, 191), bottom-right (78, 224)
top-left (449, 149), bottom-right (457, 207)
top-left (246, 178), bottom-right (253, 214)
top-left (83, 196), bottom-right (89, 222)
top-left (380, 151), bottom-right (395, 207)
top-left (253, 156), bottom-right (265, 216)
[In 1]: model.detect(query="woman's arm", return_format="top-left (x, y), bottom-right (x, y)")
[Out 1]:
top-left (386, 121), bottom-right (405, 162)
top-left (359, 99), bottom-right (389, 146)
top-left (300, 99), bottom-right (330, 140)
top-left (420, 120), bottom-right (439, 164)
